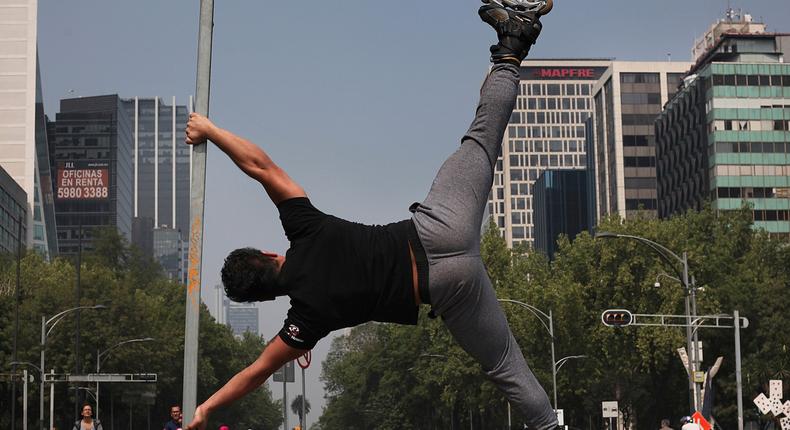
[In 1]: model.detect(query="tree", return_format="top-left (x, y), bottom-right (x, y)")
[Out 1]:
top-left (315, 205), bottom-right (790, 430)
top-left (291, 394), bottom-right (312, 424)
top-left (0, 229), bottom-right (282, 430)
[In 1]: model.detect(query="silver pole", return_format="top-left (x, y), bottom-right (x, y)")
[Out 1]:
top-left (283, 377), bottom-right (288, 430)
top-left (734, 310), bottom-right (743, 430)
top-left (182, 0), bottom-right (214, 424)
top-left (550, 310), bottom-right (557, 411)
top-left (96, 348), bottom-right (100, 419)
top-left (688, 264), bottom-right (701, 410)
top-left (682, 253), bottom-right (697, 412)
top-left (23, 369), bottom-right (28, 430)
top-left (507, 401), bottom-right (511, 429)
top-left (40, 317), bottom-right (45, 430)
top-left (48, 370), bottom-right (54, 430)
top-left (301, 367), bottom-right (306, 429)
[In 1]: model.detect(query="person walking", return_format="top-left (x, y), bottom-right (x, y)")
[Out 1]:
top-left (72, 403), bottom-right (103, 430)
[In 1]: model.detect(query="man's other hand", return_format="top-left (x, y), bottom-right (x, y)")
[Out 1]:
top-left (185, 113), bottom-right (217, 145)
top-left (183, 405), bottom-right (209, 430)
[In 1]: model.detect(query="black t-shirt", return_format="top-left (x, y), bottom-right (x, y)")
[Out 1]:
top-left (277, 197), bottom-right (417, 349)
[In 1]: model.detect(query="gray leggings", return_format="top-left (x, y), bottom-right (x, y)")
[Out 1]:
top-left (411, 63), bottom-right (557, 430)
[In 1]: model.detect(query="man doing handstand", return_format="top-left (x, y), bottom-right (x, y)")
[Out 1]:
top-left (185, 2), bottom-right (557, 429)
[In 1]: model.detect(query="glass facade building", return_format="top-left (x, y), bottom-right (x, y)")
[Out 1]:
top-left (47, 95), bottom-right (134, 255)
top-left (122, 97), bottom-right (191, 244)
top-left (0, 0), bottom-right (58, 257)
top-left (656, 33), bottom-right (790, 239)
top-left (590, 62), bottom-right (691, 221)
top-left (0, 164), bottom-right (27, 254)
top-left (224, 298), bottom-right (260, 338)
top-left (153, 227), bottom-right (186, 284)
top-left (488, 60), bottom-right (609, 248)
top-left (532, 169), bottom-right (588, 259)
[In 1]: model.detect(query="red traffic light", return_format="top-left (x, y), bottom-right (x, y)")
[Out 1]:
top-left (601, 309), bottom-right (633, 327)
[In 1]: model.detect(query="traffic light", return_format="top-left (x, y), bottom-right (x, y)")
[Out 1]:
top-left (601, 309), bottom-right (633, 327)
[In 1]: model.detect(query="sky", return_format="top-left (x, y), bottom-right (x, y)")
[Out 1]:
top-left (37, 0), bottom-right (789, 427)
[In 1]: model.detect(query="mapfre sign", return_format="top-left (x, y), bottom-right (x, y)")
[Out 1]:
top-left (520, 66), bottom-right (608, 81)
top-left (56, 161), bottom-right (110, 200)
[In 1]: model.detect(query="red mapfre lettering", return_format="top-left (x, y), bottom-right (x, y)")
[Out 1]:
top-left (535, 68), bottom-right (596, 79)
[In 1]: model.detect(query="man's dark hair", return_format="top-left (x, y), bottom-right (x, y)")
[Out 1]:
top-left (221, 247), bottom-right (281, 302)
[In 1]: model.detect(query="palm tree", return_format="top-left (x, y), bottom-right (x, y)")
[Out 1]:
top-left (291, 394), bottom-right (312, 425)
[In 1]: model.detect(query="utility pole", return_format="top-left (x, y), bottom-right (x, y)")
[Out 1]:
top-left (182, 0), bottom-right (214, 424)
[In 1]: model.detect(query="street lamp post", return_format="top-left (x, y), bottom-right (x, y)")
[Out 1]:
top-left (497, 299), bottom-right (558, 411)
top-left (9, 361), bottom-right (42, 430)
top-left (595, 232), bottom-right (701, 413)
top-left (96, 337), bottom-right (154, 418)
top-left (40, 305), bottom-right (105, 430)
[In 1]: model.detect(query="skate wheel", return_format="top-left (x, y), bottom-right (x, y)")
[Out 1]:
top-left (539, 0), bottom-right (553, 15)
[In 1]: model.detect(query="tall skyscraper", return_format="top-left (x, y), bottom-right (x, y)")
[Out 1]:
top-left (224, 298), bottom-right (260, 338)
top-left (121, 97), bottom-right (191, 243)
top-left (590, 61), bottom-right (692, 222)
top-left (0, 0), bottom-right (58, 257)
top-left (532, 169), bottom-right (588, 259)
top-left (47, 95), bottom-right (134, 254)
top-left (488, 60), bottom-right (609, 248)
top-left (656, 29), bottom-right (790, 239)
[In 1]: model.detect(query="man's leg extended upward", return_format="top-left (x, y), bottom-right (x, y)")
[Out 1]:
top-left (410, 4), bottom-right (558, 430)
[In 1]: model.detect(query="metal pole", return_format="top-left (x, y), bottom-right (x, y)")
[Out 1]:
top-left (682, 253), bottom-right (696, 412)
top-left (12, 215), bottom-right (22, 430)
top-left (48, 370), bottom-right (53, 430)
top-left (96, 349), bottom-right (100, 419)
top-left (686, 254), bottom-right (701, 411)
top-left (550, 310), bottom-right (557, 412)
top-left (23, 369), bottom-right (28, 430)
top-left (182, 0), bottom-right (214, 423)
top-left (40, 317), bottom-right (45, 430)
top-left (75, 214), bottom-right (83, 420)
top-left (301, 367), bottom-right (306, 430)
top-left (734, 310), bottom-right (744, 430)
top-left (283, 378), bottom-right (287, 430)
top-left (507, 401), bottom-right (511, 429)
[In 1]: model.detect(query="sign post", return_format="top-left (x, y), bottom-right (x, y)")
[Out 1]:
top-left (602, 401), bottom-right (618, 430)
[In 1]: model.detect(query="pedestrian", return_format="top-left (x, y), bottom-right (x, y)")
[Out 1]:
top-left (659, 418), bottom-right (673, 430)
top-left (184, 1), bottom-right (555, 429)
top-left (164, 405), bottom-right (183, 430)
top-left (72, 403), bottom-right (103, 430)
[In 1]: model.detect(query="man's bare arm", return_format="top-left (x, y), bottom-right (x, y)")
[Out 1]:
top-left (185, 113), bottom-right (306, 205)
top-left (184, 336), bottom-right (308, 430)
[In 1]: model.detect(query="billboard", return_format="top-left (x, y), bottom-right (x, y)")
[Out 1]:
top-left (519, 66), bottom-right (608, 81)
top-left (56, 161), bottom-right (110, 200)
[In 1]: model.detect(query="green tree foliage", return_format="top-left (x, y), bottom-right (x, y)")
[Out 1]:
top-left (0, 228), bottom-right (281, 430)
top-left (317, 207), bottom-right (790, 430)
top-left (291, 394), bottom-right (312, 424)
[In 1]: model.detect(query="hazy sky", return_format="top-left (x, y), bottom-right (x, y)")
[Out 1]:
top-left (37, 0), bottom-right (789, 426)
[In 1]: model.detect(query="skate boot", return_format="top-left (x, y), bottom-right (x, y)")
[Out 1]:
top-left (479, 0), bottom-right (549, 65)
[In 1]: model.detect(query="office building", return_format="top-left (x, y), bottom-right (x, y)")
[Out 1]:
top-left (488, 60), bottom-right (609, 248)
top-left (153, 227), bottom-right (186, 284)
top-left (656, 30), bottom-right (790, 238)
top-left (121, 97), bottom-right (191, 243)
top-left (224, 298), bottom-right (260, 338)
top-left (590, 61), bottom-right (692, 221)
top-left (47, 95), bottom-right (134, 254)
top-left (0, 165), bottom-right (27, 254)
top-left (0, 0), bottom-right (58, 257)
top-left (533, 169), bottom-right (588, 259)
